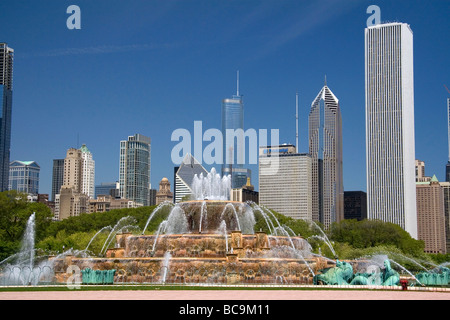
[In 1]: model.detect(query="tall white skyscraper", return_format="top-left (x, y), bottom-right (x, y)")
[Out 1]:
top-left (80, 144), bottom-right (95, 199)
top-left (365, 22), bottom-right (417, 238)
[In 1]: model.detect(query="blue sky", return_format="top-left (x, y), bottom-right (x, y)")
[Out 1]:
top-left (0, 0), bottom-right (449, 196)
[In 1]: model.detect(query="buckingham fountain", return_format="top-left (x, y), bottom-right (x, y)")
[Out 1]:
top-left (1, 168), bottom-right (449, 287)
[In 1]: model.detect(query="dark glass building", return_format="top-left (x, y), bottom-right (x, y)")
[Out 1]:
top-left (344, 191), bottom-right (367, 221)
top-left (0, 43), bottom-right (13, 191)
top-left (51, 159), bottom-right (64, 201)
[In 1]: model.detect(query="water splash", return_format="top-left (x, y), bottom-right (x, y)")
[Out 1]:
top-left (142, 201), bottom-right (174, 234)
top-left (192, 168), bottom-right (231, 200)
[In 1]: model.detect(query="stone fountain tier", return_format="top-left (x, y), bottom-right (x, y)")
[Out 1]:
top-left (174, 200), bottom-right (253, 234)
top-left (52, 255), bottom-right (330, 285)
top-left (108, 231), bottom-right (311, 259)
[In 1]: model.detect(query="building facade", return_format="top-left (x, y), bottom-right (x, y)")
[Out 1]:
top-left (54, 186), bottom-right (88, 220)
top-left (230, 177), bottom-right (259, 204)
top-left (51, 159), bottom-right (64, 202)
top-left (344, 191), bottom-right (367, 221)
top-left (80, 144), bottom-right (95, 199)
top-left (119, 134), bottom-right (151, 206)
top-left (63, 148), bottom-right (83, 192)
top-left (95, 182), bottom-right (119, 199)
top-left (439, 181), bottom-right (450, 253)
top-left (221, 75), bottom-right (251, 189)
top-left (308, 84), bottom-right (344, 228)
top-left (259, 145), bottom-right (312, 220)
top-left (156, 177), bottom-right (173, 204)
top-left (416, 176), bottom-right (447, 254)
top-left (0, 43), bottom-right (14, 191)
top-left (174, 153), bottom-right (208, 203)
top-left (365, 22), bottom-right (417, 238)
top-left (8, 160), bottom-right (40, 195)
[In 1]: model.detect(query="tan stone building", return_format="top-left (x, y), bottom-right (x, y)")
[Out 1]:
top-left (416, 175), bottom-right (447, 254)
top-left (54, 186), bottom-right (88, 220)
top-left (156, 177), bottom-right (173, 204)
top-left (88, 195), bottom-right (143, 213)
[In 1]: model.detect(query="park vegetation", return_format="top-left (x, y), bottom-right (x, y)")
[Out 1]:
top-left (0, 191), bottom-right (448, 272)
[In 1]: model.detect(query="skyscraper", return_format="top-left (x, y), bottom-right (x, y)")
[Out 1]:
top-left (446, 98), bottom-right (450, 182)
top-left (63, 148), bottom-right (82, 192)
top-left (365, 22), bottom-right (417, 238)
top-left (51, 159), bottom-right (64, 201)
top-left (119, 134), bottom-right (151, 206)
top-left (221, 72), bottom-right (251, 189)
top-left (0, 43), bottom-right (14, 191)
top-left (80, 144), bottom-right (95, 198)
top-left (308, 83), bottom-right (344, 228)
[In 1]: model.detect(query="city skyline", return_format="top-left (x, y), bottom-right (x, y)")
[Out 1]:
top-left (0, 1), bottom-right (449, 196)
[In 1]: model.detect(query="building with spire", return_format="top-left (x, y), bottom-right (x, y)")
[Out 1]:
top-left (308, 81), bottom-right (344, 228)
top-left (0, 43), bottom-right (14, 191)
top-left (221, 71), bottom-right (251, 189)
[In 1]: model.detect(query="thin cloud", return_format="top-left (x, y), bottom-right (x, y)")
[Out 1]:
top-left (18, 42), bottom-right (182, 58)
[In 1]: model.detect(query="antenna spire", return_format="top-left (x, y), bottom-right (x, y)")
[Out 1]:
top-left (324, 74), bottom-right (327, 86)
top-left (296, 91), bottom-right (299, 153)
top-left (236, 70), bottom-right (240, 96)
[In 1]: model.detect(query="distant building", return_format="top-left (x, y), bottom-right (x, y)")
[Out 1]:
top-left (259, 145), bottom-right (312, 220)
top-left (415, 160), bottom-right (431, 182)
top-left (119, 134), bottom-right (151, 206)
top-left (51, 159), bottom-right (64, 202)
top-left (416, 175), bottom-right (447, 254)
top-left (54, 186), bottom-right (88, 220)
top-left (0, 43), bottom-right (14, 192)
top-left (80, 144), bottom-right (95, 199)
top-left (95, 182), bottom-right (119, 199)
top-left (221, 73), bottom-right (251, 189)
top-left (8, 160), bottom-right (40, 195)
top-left (88, 195), bottom-right (143, 213)
top-left (55, 146), bottom-right (94, 220)
top-left (148, 188), bottom-right (157, 206)
top-left (174, 153), bottom-right (208, 203)
top-left (439, 181), bottom-right (450, 253)
top-left (230, 177), bottom-right (259, 204)
top-left (344, 191), bottom-right (367, 221)
top-left (156, 177), bottom-right (173, 204)
top-left (63, 148), bottom-right (83, 193)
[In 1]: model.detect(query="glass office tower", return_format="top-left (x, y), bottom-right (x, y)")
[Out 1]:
top-left (0, 43), bottom-right (13, 191)
top-left (119, 134), bottom-right (151, 206)
top-left (221, 74), bottom-right (251, 188)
